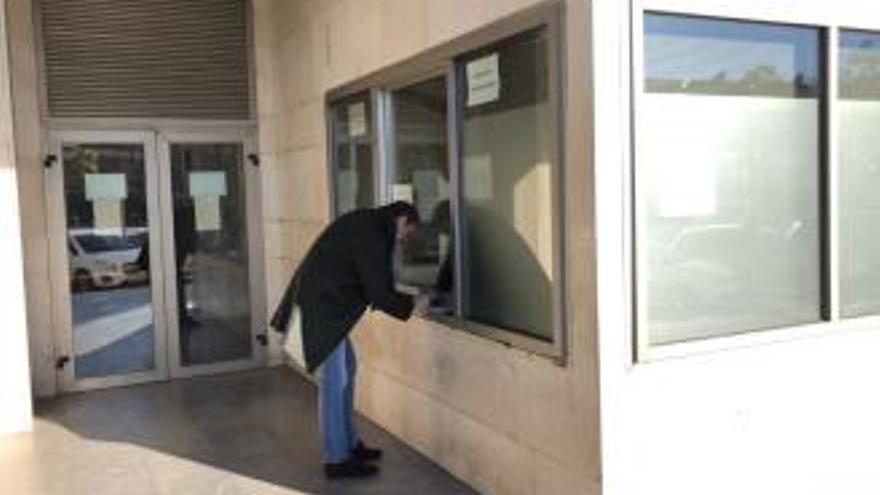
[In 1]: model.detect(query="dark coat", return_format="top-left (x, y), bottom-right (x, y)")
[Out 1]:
top-left (270, 204), bottom-right (415, 372)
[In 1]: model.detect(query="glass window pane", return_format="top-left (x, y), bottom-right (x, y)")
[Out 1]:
top-left (331, 92), bottom-right (375, 215)
top-left (170, 144), bottom-right (252, 366)
top-left (389, 77), bottom-right (454, 315)
top-left (458, 27), bottom-right (556, 340)
top-left (840, 31), bottom-right (880, 317)
top-left (642, 15), bottom-right (823, 345)
top-left (63, 144), bottom-right (156, 379)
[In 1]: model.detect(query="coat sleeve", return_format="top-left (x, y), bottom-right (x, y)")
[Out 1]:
top-left (269, 271), bottom-right (299, 333)
top-left (352, 235), bottom-right (414, 321)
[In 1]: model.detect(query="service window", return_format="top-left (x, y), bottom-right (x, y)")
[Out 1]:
top-left (329, 92), bottom-right (376, 215)
top-left (327, 9), bottom-right (564, 356)
top-left (387, 76), bottom-right (455, 314)
top-left (455, 26), bottom-right (560, 342)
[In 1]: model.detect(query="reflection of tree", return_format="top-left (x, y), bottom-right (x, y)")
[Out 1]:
top-left (647, 64), bottom-right (818, 97)
top-left (742, 65), bottom-right (779, 85)
top-left (71, 147), bottom-right (100, 175)
top-left (841, 40), bottom-right (880, 99)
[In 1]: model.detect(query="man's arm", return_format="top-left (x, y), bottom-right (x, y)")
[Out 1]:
top-left (353, 237), bottom-right (414, 320)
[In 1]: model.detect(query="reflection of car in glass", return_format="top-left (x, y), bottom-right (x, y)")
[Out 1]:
top-left (649, 221), bottom-right (816, 319)
top-left (68, 228), bottom-right (148, 291)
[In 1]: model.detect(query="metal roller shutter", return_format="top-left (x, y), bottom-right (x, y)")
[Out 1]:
top-left (40, 0), bottom-right (251, 119)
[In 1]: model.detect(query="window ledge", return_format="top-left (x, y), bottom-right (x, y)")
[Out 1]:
top-left (417, 313), bottom-right (567, 366)
top-left (642, 316), bottom-right (880, 364)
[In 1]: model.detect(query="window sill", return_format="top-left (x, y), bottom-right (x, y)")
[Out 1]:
top-left (641, 315), bottom-right (880, 364)
top-left (417, 312), bottom-right (566, 366)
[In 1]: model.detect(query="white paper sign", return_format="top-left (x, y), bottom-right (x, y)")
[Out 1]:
top-left (85, 174), bottom-right (127, 201)
top-left (348, 102), bottom-right (367, 138)
top-left (464, 154), bottom-right (493, 200)
top-left (93, 199), bottom-right (123, 231)
top-left (189, 171), bottom-right (228, 197)
top-left (466, 53), bottom-right (500, 107)
top-left (412, 170), bottom-right (442, 220)
top-left (391, 184), bottom-right (414, 203)
top-left (194, 196), bottom-right (222, 232)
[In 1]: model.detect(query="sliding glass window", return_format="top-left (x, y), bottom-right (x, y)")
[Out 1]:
top-left (329, 92), bottom-right (376, 215)
top-left (388, 76), bottom-right (455, 314)
top-left (640, 14), bottom-right (824, 345)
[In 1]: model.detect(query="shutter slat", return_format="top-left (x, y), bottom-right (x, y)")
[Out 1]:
top-left (41, 0), bottom-right (250, 119)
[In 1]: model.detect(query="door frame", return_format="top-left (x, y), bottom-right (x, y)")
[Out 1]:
top-left (157, 129), bottom-right (267, 379)
top-left (47, 126), bottom-right (266, 391)
top-left (46, 130), bottom-right (169, 392)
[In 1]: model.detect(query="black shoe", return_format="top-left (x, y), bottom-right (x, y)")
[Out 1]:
top-left (323, 458), bottom-right (379, 479)
top-left (351, 441), bottom-right (383, 462)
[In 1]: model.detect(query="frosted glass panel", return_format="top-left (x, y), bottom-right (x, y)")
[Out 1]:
top-left (642, 15), bottom-right (822, 345)
top-left (840, 31), bottom-right (880, 317)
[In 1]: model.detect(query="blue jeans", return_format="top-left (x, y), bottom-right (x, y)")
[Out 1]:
top-left (319, 337), bottom-right (358, 463)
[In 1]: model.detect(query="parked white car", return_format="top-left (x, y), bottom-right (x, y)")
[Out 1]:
top-left (68, 228), bottom-right (148, 291)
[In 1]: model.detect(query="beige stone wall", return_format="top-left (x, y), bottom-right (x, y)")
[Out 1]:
top-left (6, 0), bottom-right (53, 397)
top-left (0, 0), bottom-right (35, 431)
top-left (253, 1), bottom-right (600, 493)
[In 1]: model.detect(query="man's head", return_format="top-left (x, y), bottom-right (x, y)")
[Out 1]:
top-left (383, 201), bottom-right (420, 242)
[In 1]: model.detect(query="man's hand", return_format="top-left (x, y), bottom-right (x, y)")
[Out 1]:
top-left (412, 293), bottom-right (431, 318)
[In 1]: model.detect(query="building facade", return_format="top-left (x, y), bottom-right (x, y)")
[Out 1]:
top-left (1, 1), bottom-right (879, 494)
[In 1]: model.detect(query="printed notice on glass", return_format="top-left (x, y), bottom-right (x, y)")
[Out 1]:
top-left (194, 196), bottom-right (222, 232)
top-left (391, 184), bottom-right (414, 203)
top-left (189, 171), bottom-right (227, 232)
top-left (464, 154), bottom-right (493, 201)
top-left (466, 53), bottom-right (500, 107)
top-left (189, 171), bottom-right (228, 197)
top-left (85, 173), bottom-right (127, 201)
top-left (92, 199), bottom-right (124, 231)
top-left (348, 102), bottom-right (367, 138)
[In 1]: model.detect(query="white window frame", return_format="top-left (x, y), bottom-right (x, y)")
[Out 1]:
top-left (45, 122), bottom-right (266, 392)
top-left (631, 0), bottom-right (880, 362)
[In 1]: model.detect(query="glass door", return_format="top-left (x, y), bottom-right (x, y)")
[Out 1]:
top-left (47, 132), bottom-right (168, 391)
top-left (159, 131), bottom-right (265, 377)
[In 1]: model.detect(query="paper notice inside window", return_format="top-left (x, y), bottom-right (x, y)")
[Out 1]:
top-left (464, 154), bottom-right (493, 200)
top-left (194, 196), bottom-right (222, 232)
top-left (85, 173), bottom-right (127, 200)
top-left (348, 102), bottom-right (367, 138)
top-left (189, 171), bottom-right (228, 197)
top-left (92, 199), bottom-right (123, 231)
top-left (391, 184), bottom-right (414, 203)
top-left (466, 53), bottom-right (500, 107)
top-left (189, 171), bottom-right (227, 232)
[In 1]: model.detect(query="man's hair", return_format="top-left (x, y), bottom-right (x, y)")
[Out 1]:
top-left (384, 201), bottom-right (420, 225)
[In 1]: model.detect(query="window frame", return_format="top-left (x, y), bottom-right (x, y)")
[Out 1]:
top-left (326, 90), bottom-right (381, 217)
top-left (631, 0), bottom-right (880, 362)
top-left (324, 3), bottom-right (567, 362)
